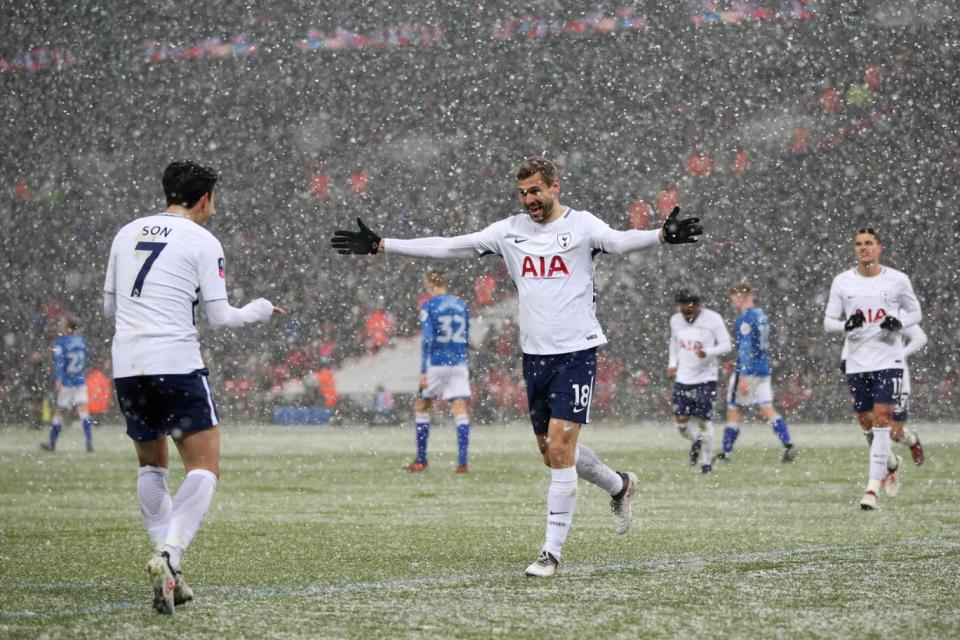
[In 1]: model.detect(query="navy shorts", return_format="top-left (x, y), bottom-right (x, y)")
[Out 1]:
top-left (523, 348), bottom-right (596, 435)
top-left (673, 381), bottom-right (717, 421)
top-left (114, 368), bottom-right (219, 442)
top-left (846, 368), bottom-right (903, 414)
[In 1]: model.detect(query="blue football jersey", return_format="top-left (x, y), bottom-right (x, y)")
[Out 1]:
top-left (53, 334), bottom-right (88, 387)
top-left (733, 307), bottom-right (771, 376)
top-left (420, 294), bottom-right (469, 372)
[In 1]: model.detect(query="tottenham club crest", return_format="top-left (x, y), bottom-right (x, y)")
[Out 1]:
top-left (557, 232), bottom-right (572, 249)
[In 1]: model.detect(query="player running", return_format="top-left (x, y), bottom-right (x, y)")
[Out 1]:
top-left (104, 161), bottom-right (284, 613)
top-left (41, 316), bottom-right (93, 452)
top-left (716, 283), bottom-right (798, 463)
top-left (824, 227), bottom-right (922, 510)
top-left (666, 288), bottom-right (732, 473)
top-left (332, 156), bottom-right (702, 577)
top-left (407, 269), bottom-right (472, 473)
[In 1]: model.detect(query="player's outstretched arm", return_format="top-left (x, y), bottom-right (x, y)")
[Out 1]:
top-left (205, 298), bottom-right (284, 329)
top-left (332, 217), bottom-right (481, 259)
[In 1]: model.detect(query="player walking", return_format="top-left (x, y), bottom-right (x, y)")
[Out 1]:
top-left (825, 228), bottom-right (922, 509)
top-left (332, 156), bottom-right (702, 576)
top-left (716, 283), bottom-right (798, 463)
top-left (666, 289), bottom-right (732, 473)
top-left (407, 269), bottom-right (472, 473)
top-left (104, 161), bottom-right (283, 613)
top-left (41, 316), bottom-right (93, 452)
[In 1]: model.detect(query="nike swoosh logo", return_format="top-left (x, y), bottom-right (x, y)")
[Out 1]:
top-left (549, 511), bottom-right (569, 515)
top-left (513, 238), bottom-right (528, 243)
top-left (572, 407), bottom-right (587, 413)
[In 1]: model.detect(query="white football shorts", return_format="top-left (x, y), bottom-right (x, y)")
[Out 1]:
top-left (56, 384), bottom-right (89, 409)
top-left (726, 374), bottom-right (773, 407)
top-left (420, 364), bottom-right (471, 401)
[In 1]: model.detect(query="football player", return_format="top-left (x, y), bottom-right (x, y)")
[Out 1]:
top-left (333, 156), bottom-right (702, 577)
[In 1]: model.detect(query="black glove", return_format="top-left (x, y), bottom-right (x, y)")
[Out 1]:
top-left (880, 316), bottom-right (902, 331)
top-left (331, 218), bottom-right (381, 255)
top-left (844, 310), bottom-right (865, 332)
top-left (839, 359), bottom-right (846, 374)
top-left (662, 206), bottom-right (702, 244)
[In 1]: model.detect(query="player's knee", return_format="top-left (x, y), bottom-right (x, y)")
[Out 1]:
top-left (873, 406), bottom-right (894, 424)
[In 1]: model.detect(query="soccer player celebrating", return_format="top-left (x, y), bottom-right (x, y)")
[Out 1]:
top-left (332, 156), bottom-right (702, 576)
top-left (824, 227), bottom-right (922, 510)
top-left (408, 269), bottom-right (472, 473)
top-left (716, 283), bottom-right (798, 463)
top-left (41, 316), bottom-right (93, 452)
top-left (666, 288), bottom-right (732, 473)
top-left (104, 161), bottom-right (284, 613)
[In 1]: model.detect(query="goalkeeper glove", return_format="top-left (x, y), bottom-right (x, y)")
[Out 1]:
top-left (331, 218), bottom-right (381, 255)
top-left (662, 206), bottom-right (702, 244)
top-left (844, 310), bottom-right (865, 332)
top-left (880, 316), bottom-right (902, 331)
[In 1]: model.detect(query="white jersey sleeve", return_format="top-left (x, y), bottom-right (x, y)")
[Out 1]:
top-left (384, 221), bottom-right (505, 259)
top-left (901, 324), bottom-right (927, 358)
top-left (198, 236), bottom-right (228, 303)
top-left (668, 325), bottom-right (679, 369)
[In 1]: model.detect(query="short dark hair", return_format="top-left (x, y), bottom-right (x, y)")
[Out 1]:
top-left (675, 288), bottom-right (700, 304)
top-left (162, 161), bottom-right (219, 208)
top-left (516, 156), bottom-right (559, 185)
top-left (727, 282), bottom-right (752, 295)
top-left (856, 227), bottom-right (880, 242)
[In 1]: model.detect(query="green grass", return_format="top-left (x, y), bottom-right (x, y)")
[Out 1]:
top-left (2, 421), bottom-right (959, 639)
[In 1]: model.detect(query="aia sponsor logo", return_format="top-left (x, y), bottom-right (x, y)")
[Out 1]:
top-left (520, 255), bottom-right (569, 278)
top-left (854, 308), bottom-right (888, 323)
top-left (679, 339), bottom-right (703, 352)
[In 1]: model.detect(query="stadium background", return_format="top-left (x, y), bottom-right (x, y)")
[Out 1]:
top-left (1, 0), bottom-right (957, 425)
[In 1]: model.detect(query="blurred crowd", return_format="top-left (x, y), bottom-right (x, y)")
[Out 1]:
top-left (1, 1), bottom-right (957, 425)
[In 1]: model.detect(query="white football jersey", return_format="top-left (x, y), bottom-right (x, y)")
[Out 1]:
top-left (104, 212), bottom-right (228, 377)
top-left (668, 307), bottom-right (732, 384)
top-left (386, 207), bottom-right (661, 355)
top-left (825, 266), bottom-right (921, 374)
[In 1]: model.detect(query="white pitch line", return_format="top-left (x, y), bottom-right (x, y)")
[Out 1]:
top-left (3, 537), bottom-right (958, 620)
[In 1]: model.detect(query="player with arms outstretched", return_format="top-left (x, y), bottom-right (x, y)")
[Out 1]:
top-left (42, 316), bottom-right (93, 452)
top-left (667, 288), bottom-right (732, 473)
top-left (408, 269), bottom-right (472, 473)
top-left (332, 156), bottom-right (702, 576)
top-left (104, 161), bottom-right (284, 613)
top-left (824, 227), bottom-right (922, 510)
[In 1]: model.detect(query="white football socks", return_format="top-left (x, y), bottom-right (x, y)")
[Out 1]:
top-left (699, 420), bottom-right (716, 465)
top-left (575, 443), bottom-right (624, 495)
top-left (543, 466), bottom-right (578, 559)
top-left (900, 427), bottom-right (919, 447)
top-left (137, 465), bottom-right (172, 548)
top-left (163, 468), bottom-right (218, 570)
top-left (677, 422), bottom-right (697, 442)
top-left (867, 427), bottom-right (892, 493)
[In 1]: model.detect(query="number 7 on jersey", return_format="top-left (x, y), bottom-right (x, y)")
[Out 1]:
top-left (131, 241), bottom-right (167, 297)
